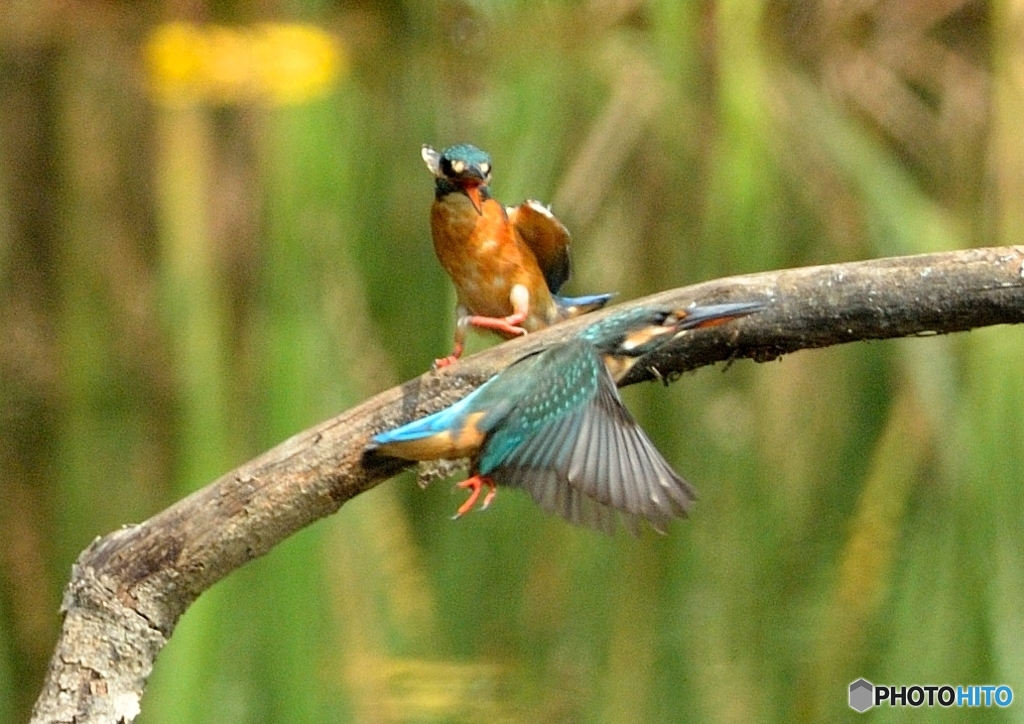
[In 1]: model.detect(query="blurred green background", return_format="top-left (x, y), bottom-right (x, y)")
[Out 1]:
top-left (2, 1), bottom-right (1023, 722)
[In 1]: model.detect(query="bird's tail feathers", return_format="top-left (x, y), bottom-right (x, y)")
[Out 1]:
top-left (368, 386), bottom-right (484, 450)
top-left (554, 292), bottom-right (616, 319)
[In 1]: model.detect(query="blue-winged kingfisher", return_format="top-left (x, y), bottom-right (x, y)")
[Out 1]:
top-left (366, 300), bottom-right (763, 532)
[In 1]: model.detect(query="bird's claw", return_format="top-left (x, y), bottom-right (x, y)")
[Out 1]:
top-left (467, 314), bottom-right (528, 338)
top-left (490, 321), bottom-right (528, 337)
top-left (451, 474), bottom-right (497, 519)
top-left (433, 340), bottom-right (465, 369)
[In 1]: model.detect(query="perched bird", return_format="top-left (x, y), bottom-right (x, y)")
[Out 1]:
top-left (366, 301), bottom-right (763, 532)
top-left (422, 143), bottom-right (613, 367)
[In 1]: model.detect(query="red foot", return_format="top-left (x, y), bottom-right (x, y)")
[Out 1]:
top-left (452, 475), bottom-right (497, 519)
top-left (467, 313), bottom-right (528, 338)
top-left (433, 341), bottom-right (465, 369)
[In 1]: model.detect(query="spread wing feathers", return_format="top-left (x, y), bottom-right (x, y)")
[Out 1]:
top-left (507, 200), bottom-right (572, 294)
top-left (474, 341), bottom-right (601, 471)
top-left (488, 352), bottom-right (696, 532)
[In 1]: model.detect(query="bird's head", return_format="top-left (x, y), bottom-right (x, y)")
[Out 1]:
top-left (578, 308), bottom-right (682, 382)
top-left (422, 143), bottom-right (492, 213)
top-left (580, 301), bottom-right (764, 382)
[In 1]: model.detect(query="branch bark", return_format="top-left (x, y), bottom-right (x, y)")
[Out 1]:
top-left (31, 246), bottom-right (1024, 723)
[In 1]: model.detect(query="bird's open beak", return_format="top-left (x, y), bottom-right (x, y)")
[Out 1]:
top-left (465, 185), bottom-right (484, 215)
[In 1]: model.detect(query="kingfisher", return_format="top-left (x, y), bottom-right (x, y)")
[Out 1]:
top-left (422, 143), bottom-right (614, 367)
top-left (365, 300), bottom-right (763, 532)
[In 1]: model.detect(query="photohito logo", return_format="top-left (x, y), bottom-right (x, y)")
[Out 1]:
top-left (849, 679), bottom-right (1013, 712)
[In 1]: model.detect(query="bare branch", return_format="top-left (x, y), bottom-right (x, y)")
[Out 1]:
top-left (30, 246), bottom-right (1024, 724)
top-left (619, 245), bottom-right (1024, 384)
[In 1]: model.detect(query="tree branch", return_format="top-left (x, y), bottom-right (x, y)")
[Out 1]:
top-left (31, 246), bottom-right (1024, 724)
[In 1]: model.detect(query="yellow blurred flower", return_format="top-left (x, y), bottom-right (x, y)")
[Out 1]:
top-left (145, 22), bottom-right (345, 106)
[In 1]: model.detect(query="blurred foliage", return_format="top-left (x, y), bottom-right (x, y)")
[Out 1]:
top-left (0, 0), bottom-right (1022, 722)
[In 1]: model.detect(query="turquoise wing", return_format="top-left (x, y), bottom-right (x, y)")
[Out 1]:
top-left (479, 340), bottom-right (696, 532)
top-left (475, 340), bottom-right (600, 471)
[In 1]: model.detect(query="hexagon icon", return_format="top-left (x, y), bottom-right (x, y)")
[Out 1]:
top-left (849, 679), bottom-right (873, 712)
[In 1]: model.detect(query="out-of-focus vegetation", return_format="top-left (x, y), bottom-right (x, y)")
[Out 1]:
top-left (1, 1), bottom-right (1021, 722)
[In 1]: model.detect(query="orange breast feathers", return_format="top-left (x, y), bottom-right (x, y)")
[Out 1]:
top-left (430, 193), bottom-right (557, 330)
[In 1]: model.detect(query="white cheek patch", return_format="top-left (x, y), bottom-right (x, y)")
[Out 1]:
top-left (621, 328), bottom-right (673, 351)
top-left (509, 284), bottom-right (531, 314)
